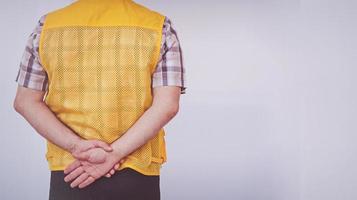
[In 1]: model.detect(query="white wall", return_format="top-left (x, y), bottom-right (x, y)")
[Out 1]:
top-left (1, 0), bottom-right (356, 199)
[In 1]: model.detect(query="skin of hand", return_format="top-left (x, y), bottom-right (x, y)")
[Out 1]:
top-left (63, 150), bottom-right (127, 188)
top-left (64, 86), bottom-right (181, 188)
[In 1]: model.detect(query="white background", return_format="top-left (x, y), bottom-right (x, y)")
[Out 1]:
top-left (1, 0), bottom-right (356, 199)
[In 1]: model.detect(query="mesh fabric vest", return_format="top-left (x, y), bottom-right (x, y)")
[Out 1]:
top-left (39, 0), bottom-right (167, 176)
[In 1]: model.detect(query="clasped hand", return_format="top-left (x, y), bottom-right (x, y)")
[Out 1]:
top-left (63, 139), bottom-right (126, 189)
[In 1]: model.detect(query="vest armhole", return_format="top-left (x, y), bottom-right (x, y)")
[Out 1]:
top-left (150, 15), bottom-right (166, 75)
top-left (38, 15), bottom-right (48, 73)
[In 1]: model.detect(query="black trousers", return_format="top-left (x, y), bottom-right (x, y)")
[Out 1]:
top-left (49, 167), bottom-right (160, 200)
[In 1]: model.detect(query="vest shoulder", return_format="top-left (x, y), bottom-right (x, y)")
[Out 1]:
top-left (43, 1), bottom-right (78, 19)
top-left (128, 1), bottom-right (166, 28)
top-left (41, 1), bottom-right (83, 28)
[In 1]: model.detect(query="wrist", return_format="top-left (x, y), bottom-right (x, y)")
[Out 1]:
top-left (67, 137), bottom-right (83, 154)
top-left (109, 145), bottom-right (126, 162)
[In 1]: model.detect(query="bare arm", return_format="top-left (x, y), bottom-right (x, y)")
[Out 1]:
top-left (13, 85), bottom-right (112, 155)
top-left (110, 85), bottom-right (181, 160)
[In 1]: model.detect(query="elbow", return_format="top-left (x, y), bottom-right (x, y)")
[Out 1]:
top-left (13, 98), bottom-right (23, 114)
top-left (13, 87), bottom-right (46, 114)
top-left (13, 94), bottom-right (30, 114)
top-left (167, 102), bottom-right (180, 118)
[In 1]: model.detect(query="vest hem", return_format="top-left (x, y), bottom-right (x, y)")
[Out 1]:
top-left (48, 162), bottom-right (162, 176)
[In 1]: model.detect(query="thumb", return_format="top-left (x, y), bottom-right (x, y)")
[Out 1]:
top-left (73, 151), bottom-right (91, 160)
top-left (94, 141), bottom-right (113, 152)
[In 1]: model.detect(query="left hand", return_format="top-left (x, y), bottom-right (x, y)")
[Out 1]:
top-left (70, 139), bottom-right (113, 164)
top-left (72, 147), bottom-right (110, 164)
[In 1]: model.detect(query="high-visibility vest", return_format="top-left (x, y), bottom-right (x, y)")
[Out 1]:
top-left (39, 0), bottom-right (167, 176)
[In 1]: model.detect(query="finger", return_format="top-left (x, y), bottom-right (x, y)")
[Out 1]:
top-left (108, 165), bottom-right (117, 177)
top-left (64, 160), bottom-right (81, 174)
top-left (64, 166), bottom-right (84, 183)
top-left (78, 176), bottom-right (96, 189)
top-left (114, 163), bottom-right (120, 170)
top-left (70, 172), bottom-right (89, 188)
top-left (105, 173), bottom-right (111, 178)
top-left (120, 159), bottom-right (125, 164)
top-left (93, 140), bottom-right (113, 152)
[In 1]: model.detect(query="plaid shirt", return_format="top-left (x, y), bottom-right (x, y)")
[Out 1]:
top-left (15, 15), bottom-right (186, 94)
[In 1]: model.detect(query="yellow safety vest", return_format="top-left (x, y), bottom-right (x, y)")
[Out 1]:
top-left (39, 0), bottom-right (167, 176)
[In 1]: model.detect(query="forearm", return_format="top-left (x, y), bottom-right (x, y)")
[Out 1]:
top-left (14, 100), bottom-right (81, 153)
top-left (110, 103), bottom-right (178, 160)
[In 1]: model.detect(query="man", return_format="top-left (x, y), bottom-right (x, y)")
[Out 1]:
top-left (13, 0), bottom-right (186, 199)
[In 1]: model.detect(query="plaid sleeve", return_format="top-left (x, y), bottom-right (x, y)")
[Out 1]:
top-left (152, 16), bottom-right (186, 94)
top-left (15, 15), bottom-right (48, 92)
